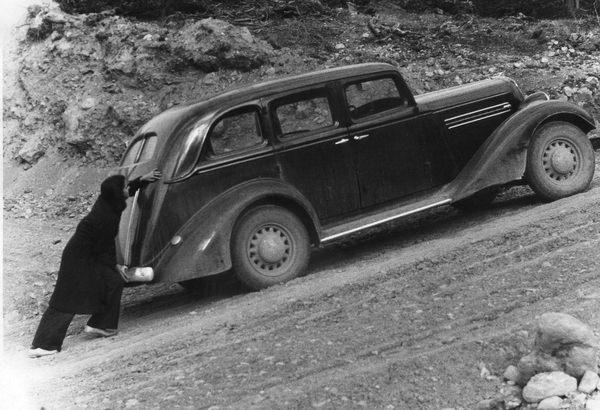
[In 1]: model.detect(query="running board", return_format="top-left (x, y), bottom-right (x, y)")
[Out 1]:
top-left (320, 197), bottom-right (452, 243)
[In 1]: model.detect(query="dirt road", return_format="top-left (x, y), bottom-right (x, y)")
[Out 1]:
top-left (3, 165), bottom-right (600, 409)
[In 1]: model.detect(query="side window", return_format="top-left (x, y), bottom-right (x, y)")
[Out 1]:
top-left (345, 77), bottom-right (409, 120)
top-left (209, 109), bottom-right (263, 155)
top-left (274, 91), bottom-right (334, 137)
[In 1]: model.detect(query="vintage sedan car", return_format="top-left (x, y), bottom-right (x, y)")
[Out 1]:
top-left (116, 63), bottom-right (596, 289)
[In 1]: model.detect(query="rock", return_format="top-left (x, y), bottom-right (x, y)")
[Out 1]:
top-left (568, 391), bottom-right (588, 408)
top-left (537, 396), bottom-right (562, 410)
top-left (565, 345), bottom-right (598, 378)
top-left (50, 31), bottom-right (63, 41)
top-left (575, 87), bottom-right (594, 103)
top-left (517, 352), bottom-right (561, 385)
top-left (479, 362), bottom-right (491, 379)
top-left (522, 372), bottom-right (577, 403)
top-left (44, 10), bottom-right (67, 24)
top-left (518, 313), bottom-right (600, 383)
top-left (563, 86), bottom-right (575, 97)
top-left (579, 371), bottom-right (600, 394)
top-left (17, 133), bottom-right (46, 164)
top-left (125, 398), bottom-right (138, 407)
top-left (475, 397), bottom-right (505, 410)
top-left (81, 97), bottom-right (97, 110)
top-left (177, 18), bottom-right (273, 72)
top-left (502, 385), bottom-right (522, 409)
top-left (586, 76), bottom-right (599, 87)
top-left (335, 43), bottom-right (346, 50)
top-left (201, 72), bottom-right (219, 85)
top-left (503, 365), bottom-right (520, 382)
top-left (588, 396), bottom-right (600, 410)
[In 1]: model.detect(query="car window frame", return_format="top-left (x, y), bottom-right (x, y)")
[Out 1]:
top-left (203, 105), bottom-right (268, 160)
top-left (269, 85), bottom-right (342, 144)
top-left (341, 73), bottom-right (417, 124)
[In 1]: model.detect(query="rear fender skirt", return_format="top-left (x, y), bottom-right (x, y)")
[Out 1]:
top-left (446, 100), bottom-right (595, 200)
top-left (152, 178), bottom-right (320, 283)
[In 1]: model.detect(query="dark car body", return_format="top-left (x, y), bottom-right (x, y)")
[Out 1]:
top-left (116, 63), bottom-right (595, 285)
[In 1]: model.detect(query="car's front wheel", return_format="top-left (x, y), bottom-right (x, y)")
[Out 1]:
top-left (526, 121), bottom-right (595, 201)
top-left (231, 205), bottom-right (310, 290)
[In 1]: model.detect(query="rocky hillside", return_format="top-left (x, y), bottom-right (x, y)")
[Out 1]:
top-left (4, 1), bottom-right (600, 218)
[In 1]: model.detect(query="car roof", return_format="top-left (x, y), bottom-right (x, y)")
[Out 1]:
top-left (135, 63), bottom-right (398, 148)
top-left (173, 63), bottom-right (398, 119)
top-left (201, 62), bottom-right (396, 107)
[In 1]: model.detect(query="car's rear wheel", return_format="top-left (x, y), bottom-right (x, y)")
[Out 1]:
top-left (231, 205), bottom-right (310, 290)
top-left (526, 121), bottom-right (595, 201)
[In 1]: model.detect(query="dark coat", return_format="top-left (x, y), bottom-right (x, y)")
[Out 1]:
top-left (49, 175), bottom-right (141, 314)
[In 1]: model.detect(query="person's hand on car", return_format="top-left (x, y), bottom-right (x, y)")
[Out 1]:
top-left (140, 169), bottom-right (162, 182)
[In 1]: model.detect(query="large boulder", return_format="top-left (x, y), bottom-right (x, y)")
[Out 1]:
top-left (176, 18), bottom-right (274, 72)
top-left (517, 313), bottom-right (599, 384)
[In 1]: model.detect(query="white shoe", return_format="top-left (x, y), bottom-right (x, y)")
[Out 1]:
top-left (28, 348), bottom-right (58, 358)
top-left (84, 325), bottom-right (118, 337)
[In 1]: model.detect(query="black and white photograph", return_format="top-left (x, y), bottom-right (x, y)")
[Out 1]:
top-left (2, 0), bottom-right (600, 408)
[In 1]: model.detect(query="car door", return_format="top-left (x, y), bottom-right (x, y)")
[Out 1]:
top-left (269, 85), bottom-right (361, 222)
top-left (343, 75), bottom-right (455, 208)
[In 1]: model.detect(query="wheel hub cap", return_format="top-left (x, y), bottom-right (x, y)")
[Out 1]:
top-left (257, 232), bottom-right (287, 263)
top-left (248, 225), bottom-right (292, 273)
top-left (550, 147), bottom-right (576, 174)
top-left (543, 139), bottom-right (578, 180)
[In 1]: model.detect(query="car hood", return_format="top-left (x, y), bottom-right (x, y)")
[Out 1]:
top-left (414, 77), bottom-right (524, 113)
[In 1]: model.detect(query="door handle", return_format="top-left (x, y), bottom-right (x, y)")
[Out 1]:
top-left (353, 134), bottom-right (369, 140)
top-left (335, 138), bottom-right (349, 145)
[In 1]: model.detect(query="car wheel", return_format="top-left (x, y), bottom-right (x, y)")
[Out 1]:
top-left (526, 121), bottom-right (595, 201)
top-left (452, 186), bottom-right (500, 212)
top-left (231, 205), bottom-right (310, 290)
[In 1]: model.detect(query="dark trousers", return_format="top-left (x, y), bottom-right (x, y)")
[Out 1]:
top-left (31, 282), bottom-right (124, 351)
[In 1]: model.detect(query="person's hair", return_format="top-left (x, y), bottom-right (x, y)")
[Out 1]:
top-left (100, 175), bottom-right (127, 212)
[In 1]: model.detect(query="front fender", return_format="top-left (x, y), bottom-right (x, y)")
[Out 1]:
top-left (447, 100), bottom-right (595, 200)
top-left (152, 178), bottom-right (320, 283)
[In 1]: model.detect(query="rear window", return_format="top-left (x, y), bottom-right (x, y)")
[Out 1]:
top-left (121, 134), bottom-right (158, 166)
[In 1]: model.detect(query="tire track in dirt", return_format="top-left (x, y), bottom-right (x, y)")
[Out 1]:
top-left (18, 186), bottom-right (600, 409)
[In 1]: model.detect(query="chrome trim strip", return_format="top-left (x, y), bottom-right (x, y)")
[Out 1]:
top-left (124, 189), bottom-right (140, 265)
top-left (447, 109), bottom-right (511, 130)
top-left (321, 199), bottom-right (452, 243)
top-left (194, 150), bottom-right (275, 174)
top-left (445, 105), bottom-right (510, 126)
top-left (444, 103), bottom-right (511, 122)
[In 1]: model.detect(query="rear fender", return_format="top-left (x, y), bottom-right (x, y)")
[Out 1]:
top-left (153, 178), bottom-right (320, 283)
top-left (447, 100), bottom-right (595, 200)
